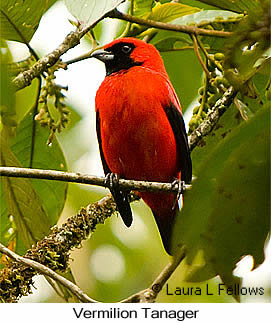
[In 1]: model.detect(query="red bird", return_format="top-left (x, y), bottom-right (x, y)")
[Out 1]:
top-left (92, 38), bottom-right (192, 254)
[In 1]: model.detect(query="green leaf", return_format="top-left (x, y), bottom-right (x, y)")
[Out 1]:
top-left (0, 132), bottom-right (51, 249)
top-left (148, 2), bottom-right (200, 23)
top-left (151, 10), bottom-right (240, 53)
top-left (195, 0), bottom-right (260, 13)
top-left (191, 102), bottom-right (244, 175)
top-left (0, 0), bottom-right (48, 43)
top-left (0, 46), bottom-right (16, 252)
top-left (170, 9), bottom-right (241, 26)
top-left (0, 43), bottom-right (16, 127)
top-left (173, 107), bottom-right (270, 290)
top-left (133, 0), bottom-right (154, 17)
top-left (64, 0), bottom-right (124, 26)
top-left (224, 2), bottom-right (270, 80)
top-left (160, 50), bottom-right (202, 112)
top-left (0, 178), bottom-right (11, 248)
top-left (10, 112), bottom-right (68, 225)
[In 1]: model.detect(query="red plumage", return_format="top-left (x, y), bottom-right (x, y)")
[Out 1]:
top-left (93, 38), bottom-right (192, 254)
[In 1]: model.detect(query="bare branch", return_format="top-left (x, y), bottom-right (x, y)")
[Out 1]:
top-left (0, 167), bottom-right (191, 193)
top-left (108, 9), bottom-right (232, 38)
top-left (0, 243), bottom-right (97, 303)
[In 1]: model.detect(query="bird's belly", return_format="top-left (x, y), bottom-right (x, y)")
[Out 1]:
top-left (101, 105), bottom-right (178, 182)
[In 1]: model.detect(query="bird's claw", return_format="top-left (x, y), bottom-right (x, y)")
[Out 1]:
top-left (171, 179), bottom-right (184, 210)
top-left (104, 173), bottom-right (120, 191)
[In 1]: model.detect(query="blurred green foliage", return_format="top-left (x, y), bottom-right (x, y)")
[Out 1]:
top-left (0, 0), bottom-right (270, 303)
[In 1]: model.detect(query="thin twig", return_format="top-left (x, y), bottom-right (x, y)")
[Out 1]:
top-left (121, 247), bottom-right (186, 303)
top-left (63, 45), bottom-right (103, 66)
top-left (0, 167), bottom-right (192, 193)
top-left (191, 34), bottom-right (211, 78)
top-left (159, 46), bottom-right (194, 52)
top-left (0, 243), bottom-right (97, 303)
top-left (29, 77), bottom-right (42, 168)
top-left (196, 36), bottom-right (223, 72)
top-left (109, 9), bottom-right (232, 38)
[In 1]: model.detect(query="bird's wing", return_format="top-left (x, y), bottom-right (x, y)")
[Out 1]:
top-left (96, 111), bottom-right (133, 227)
top-left (164, 83), bottom-right (192, 184)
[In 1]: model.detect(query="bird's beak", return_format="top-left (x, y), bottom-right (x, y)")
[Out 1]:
top-left (90, 49), bottom-right (114, 62)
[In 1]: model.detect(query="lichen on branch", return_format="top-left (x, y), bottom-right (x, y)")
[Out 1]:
top-left (0, 194), bottom-right (139, 302)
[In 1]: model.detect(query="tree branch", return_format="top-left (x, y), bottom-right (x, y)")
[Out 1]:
top-left (0, 167), bottom-right (191, 193)
top-left (0, 243), bottom-right (97, 303)
top-left (121, 247), bottom-right (186, 303)
top-left (0, 193), bottom-right (139, 302)
top-left (12, 16), bottom-right (104, 91)
top-left (188, 86), bottom-right (237, 151)
top-left (108, 9), bottom-right (232, 38)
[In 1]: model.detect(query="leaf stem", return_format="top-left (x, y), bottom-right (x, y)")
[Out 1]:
top-left (191, 34), bottom-right (211, 78)
top-left (29, 77), bottom-right (42, 168)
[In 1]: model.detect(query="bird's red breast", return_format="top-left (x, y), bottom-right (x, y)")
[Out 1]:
top-left (96, 68), bottom-right (179, 182)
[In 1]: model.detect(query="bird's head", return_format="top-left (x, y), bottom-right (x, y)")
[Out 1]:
top-left (91, 38), bottom-right (167, 76)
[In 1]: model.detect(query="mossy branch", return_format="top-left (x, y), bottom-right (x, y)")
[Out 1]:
top-left (0, 194), bottom-right (139, 302)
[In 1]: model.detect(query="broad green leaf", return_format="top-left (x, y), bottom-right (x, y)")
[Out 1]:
top-left (64, 0), bottom-right (124, 26)
top-left (196, 0), bottom-right (260, 13)
top-left (151, 10), bottom-right (241, 53)
top-left (160, 50), bottom-right (203, 112)
top-left (148, 2), bottom-right (201, 23)
top-left (0, 178), bottom-right (11, 248)
top-left (0, 132), bottom-right (51, 249)
top-left (173, 108), bottom-right (270, 289)
top-left (133, 0), bottom-right (154, 17)
top-left (0, 0), bottom-right (48, 43)
top-left (0, 43), bottom-right (16, 127)
top-left (0, 46), bottom-right (16, 253)
top-left (14, 79), bottom-right (39, 125)
top-left (10, 112), bottom-right (68, 225)
top-left (129, 2), bottom-right (202, 38)
top-left (191, 102), bottom-right (244, 175)
top-left (170, 9), bottom-right (241, 26)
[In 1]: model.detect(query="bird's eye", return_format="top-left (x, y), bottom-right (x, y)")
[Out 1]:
top-left (122, 45), bottom-right (132, 54)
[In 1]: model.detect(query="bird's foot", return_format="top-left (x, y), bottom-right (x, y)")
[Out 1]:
top-left (104, 173), bottom-right (120, 191)
top-left (171, 179), bottom-right (184, 210)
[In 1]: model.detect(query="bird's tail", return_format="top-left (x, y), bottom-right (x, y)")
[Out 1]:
top-left (140, 192), bottom-right (178, 255)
